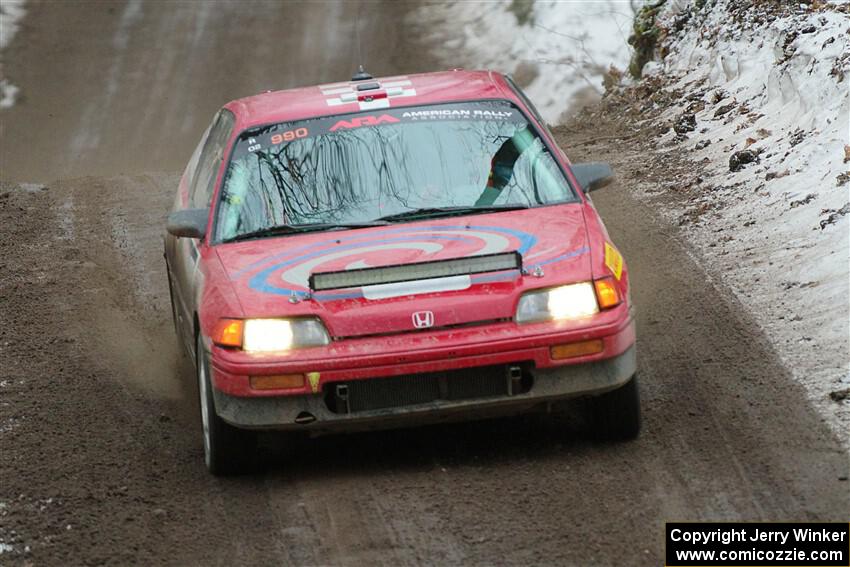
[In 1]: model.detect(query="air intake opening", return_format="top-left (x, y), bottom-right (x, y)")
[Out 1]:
top-left (324, 364), bottom-right (533, 414)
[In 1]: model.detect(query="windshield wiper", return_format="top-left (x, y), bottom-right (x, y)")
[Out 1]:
top-left (375, 204), bottom-right (530, 223)
top-left (222, 221), bottom-right (388, 243)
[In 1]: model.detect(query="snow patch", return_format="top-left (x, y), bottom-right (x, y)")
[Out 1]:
top-left (71, 0), bottom-right (142, 154)
top-left (58, 195), bottom-right (76, 241)
top-left (15, 182), bottom-right (45, 193)
top-left (411, 0), bottom-right (639, 124)
top-left (0, 415), bottom-right (21, 434)
top-left (0, 77), bottom-right (18, 108)
top-left (0, 0), bottom-right (25, 49)
top-left (0, 0), bottom-right (26, 109)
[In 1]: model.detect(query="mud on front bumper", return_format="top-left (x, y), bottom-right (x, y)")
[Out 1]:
top-left (212, 345), bottom-right (636, 432)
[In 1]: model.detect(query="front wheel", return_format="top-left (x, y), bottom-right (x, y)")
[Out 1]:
top-left (589, 374), bottom-right (641, 441)
top-left (197, 334), bottom-right (257, 475)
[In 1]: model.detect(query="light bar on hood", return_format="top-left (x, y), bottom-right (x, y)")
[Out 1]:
top-left (309, 251), bottom-right (522, 292)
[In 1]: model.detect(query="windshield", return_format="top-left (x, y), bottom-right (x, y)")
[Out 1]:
top-left (215, 101), bottom-right (577, 241)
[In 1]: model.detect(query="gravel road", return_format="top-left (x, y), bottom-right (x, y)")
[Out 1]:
top-left (0, 1), bottom-right (847, 565)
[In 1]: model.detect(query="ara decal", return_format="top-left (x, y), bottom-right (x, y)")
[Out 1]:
top-left (329, 114), bottom-right (400, 131)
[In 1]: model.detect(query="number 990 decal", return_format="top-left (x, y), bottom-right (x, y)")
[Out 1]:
top-left (271, 128), bottom-right (309, 145)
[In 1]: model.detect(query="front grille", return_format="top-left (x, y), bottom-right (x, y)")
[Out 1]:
top-left (325, 364), bottom-right (532, 414)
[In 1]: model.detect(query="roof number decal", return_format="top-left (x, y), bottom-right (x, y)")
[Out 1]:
top-left (320, 77), bottom-right (416, 111)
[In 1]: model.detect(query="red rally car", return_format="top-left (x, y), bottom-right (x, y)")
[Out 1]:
top-left (165, 69), bottom-right (639, 475)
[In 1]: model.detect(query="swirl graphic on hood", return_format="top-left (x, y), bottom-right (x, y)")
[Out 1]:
top-left (235, 224), bottom-right (585, 300)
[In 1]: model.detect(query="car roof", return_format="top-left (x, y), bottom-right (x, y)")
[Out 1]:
top-left (223, 70), bottom-right (524, 131)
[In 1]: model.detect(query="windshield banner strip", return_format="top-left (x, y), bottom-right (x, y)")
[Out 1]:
top-left (232, 102), bottom-right (527, 161)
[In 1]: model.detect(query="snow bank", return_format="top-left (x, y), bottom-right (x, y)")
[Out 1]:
top-left (410, 0), bottom-right (638, 123)
top-left (0, 0), bottom-right (26, 109)
top-left (646, 0), bottom-right (850, 445)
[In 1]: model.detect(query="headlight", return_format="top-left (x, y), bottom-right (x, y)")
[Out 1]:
top-left (244, 318), bottom-right (329, 352)
top-left (515, 282), bottom-right (599, 323)
top-left (243, 319), bottom-right (295, 352)
top-left (214, 318), bottom-right (330, 352)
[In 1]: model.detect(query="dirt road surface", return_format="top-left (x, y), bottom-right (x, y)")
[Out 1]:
top-left (1, 1), bottom-right (847, 565)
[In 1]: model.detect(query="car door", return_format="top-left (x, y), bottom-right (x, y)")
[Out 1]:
top-left (167, 109), bottom-right (235, 355)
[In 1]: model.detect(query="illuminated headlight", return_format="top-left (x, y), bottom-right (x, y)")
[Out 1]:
top-left (243, 318), bottom-right (329, 352)
top-left (515, 283), bottom-right (599, 323)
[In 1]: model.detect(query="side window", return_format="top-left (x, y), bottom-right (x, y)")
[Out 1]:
top-left (189, 110), bottom-right (235, 209)
top-left (174, 124), bottom-right (212, 211)
top-left (185, 125), bottom-right (212, 191)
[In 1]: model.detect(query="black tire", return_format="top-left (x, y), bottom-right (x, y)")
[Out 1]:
top-left (196, 334), bottom-right (257, 475)
top-left (589, 374), bottom-right (641, 441)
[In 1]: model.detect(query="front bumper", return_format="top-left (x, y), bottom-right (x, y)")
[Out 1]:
top-left (212, 343), bottom-right (637, 432)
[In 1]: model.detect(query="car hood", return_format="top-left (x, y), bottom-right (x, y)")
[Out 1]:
top-left (215, 205), bottom-right (591, 338)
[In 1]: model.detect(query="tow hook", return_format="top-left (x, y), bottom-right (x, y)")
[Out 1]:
top-left (507, 365), bottom-right (523, 395)
top-left (334, 384), bottom-right (350, 414)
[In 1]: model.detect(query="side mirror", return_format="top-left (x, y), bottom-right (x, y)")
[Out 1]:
top-left (571, 162), bottom-right (614, 192)
top-left (166, 209), bottom-right (208, 239)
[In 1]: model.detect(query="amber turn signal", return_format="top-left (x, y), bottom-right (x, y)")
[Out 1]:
top-left (214, 318), bottom-right (244, 348)
top-left (550, 339), bottom-right (604, 360)
top-left (249, 374), bottom-right (305, 391)
top-left (593, 278), bottom-right (621, 309)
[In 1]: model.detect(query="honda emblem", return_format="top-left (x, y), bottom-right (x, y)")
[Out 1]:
top-left (412, 311), bottom-right (434, 329)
